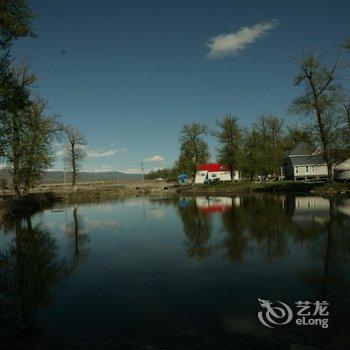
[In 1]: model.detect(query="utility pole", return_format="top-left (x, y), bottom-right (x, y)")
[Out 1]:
top-left (141, 161), bottom-right (144, 190)
top-left (63, 154), bottom-right (67, 191)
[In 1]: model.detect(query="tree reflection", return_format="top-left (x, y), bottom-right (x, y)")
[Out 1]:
top-left (247, 194), bottom-right (291, 260)
top-left (220, 205), bottom-right (249, 264)
top-left (176, 198), bottom-right (213, 259)
top-left (295, 197), bottom-right (350, 347)
top-left (66, 205), bottom-right (90, 267)
top-left (0, 215), bottom-right (72, 343)
top-left (297, 198), bottom-right (350, 300)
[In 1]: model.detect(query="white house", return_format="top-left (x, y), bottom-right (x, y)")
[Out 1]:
top-left (334, 158), bottom-right (350, 180)
top-left (194, 163), bottom-right (239, 184)
top-left (281, 142), bottom-right (329, 180)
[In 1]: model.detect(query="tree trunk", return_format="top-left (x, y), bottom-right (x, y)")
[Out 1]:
top-left (71, 143), bottom-right (77, 190)
top-left (327, 161), bottom-right (334, 183)
top-left (12, 120), bottom-right (21, 197)
top-left (13, 159), bottom-right (21, 197)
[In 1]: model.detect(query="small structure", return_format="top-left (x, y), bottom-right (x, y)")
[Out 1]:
top-left (281, 142), bottom-right (329, 180)
top-left (334, 158), bottom-right (350, 180)
top-left (177, 173), bottom-right (189, 184)
top-left (194, 163), bottom-right (239, 184)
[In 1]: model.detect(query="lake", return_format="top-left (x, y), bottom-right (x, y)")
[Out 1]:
top-left (1, 194), bottom-right (350, 349)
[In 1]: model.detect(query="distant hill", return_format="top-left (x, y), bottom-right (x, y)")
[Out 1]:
top-left (0, 168), bottom-right (141, 184)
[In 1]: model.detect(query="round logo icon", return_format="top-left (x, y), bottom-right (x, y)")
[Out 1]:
top-left (258, 298), bottom-right (293, 328)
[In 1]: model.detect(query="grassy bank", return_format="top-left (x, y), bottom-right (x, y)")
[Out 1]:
top-left (0, 182), bottom-right (170, 216)
top-left (1, 192), bottom-right (59, 217)
top-left (177, 180), bottom-right (350, 196)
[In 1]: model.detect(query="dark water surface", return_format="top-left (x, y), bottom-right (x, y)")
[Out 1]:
top-left (1, 194), bottom-right (350, 349)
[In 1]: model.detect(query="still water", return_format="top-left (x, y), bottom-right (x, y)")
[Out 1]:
top-left (1, 194), bottom-right (350, 349)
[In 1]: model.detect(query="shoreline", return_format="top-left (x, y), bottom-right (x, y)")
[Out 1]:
top-left (1, 180), bottom-right (350, 217)
top-left (176, 180), bottom-right (350, 197)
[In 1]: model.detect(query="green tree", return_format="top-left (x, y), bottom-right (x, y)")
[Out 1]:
top-left (214, 115), bottom-right (243, 181)
top-left (179, 122), bottom-right (209, 178)
top-left (0, 63), bottom-right (58, 196)
top-left (285, 124), bottom-right (312, 148)
top-left (254, 114), bottom-right (284, 177)
top-left (20, 96), bottom-right (59, 193)
top-left (290, 50), bottom-right (345, 182)
top-left (341, 37), bottom-right (350, 50)
top-left (243, 130), bottom-right (262, 180)
top-left (0, 0), bottom-right (35, 50)
top-left (343, 101), bottom-right (350, 132)
top-left (0, 61), bottom-right (36, 196)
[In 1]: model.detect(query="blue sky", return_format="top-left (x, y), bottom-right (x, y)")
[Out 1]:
top-left (12, 0), bottom-right (350, 173)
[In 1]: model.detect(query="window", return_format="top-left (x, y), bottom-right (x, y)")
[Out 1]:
top-left (312, 166), bottom-right (315, 173)
top-left (295, 166), bottom-right (299, 174)
top-left (306, 166), bottom-right (309, 173)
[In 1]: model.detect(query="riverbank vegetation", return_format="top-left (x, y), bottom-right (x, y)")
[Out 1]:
top-left (176, 180), bottom-right (350, 196)
top-left (0, 1), bottom-right (87, 198)
top-left (148, 47), bottom-right (350, 182)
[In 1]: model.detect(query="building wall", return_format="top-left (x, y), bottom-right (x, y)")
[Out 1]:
top-left (293, 165), bottom-right (328, 178)
top-left (335, 169), bottom-right (350, 180)
top-left (207, 171), bottom-right (231, 181)
top-left (195, 170), bottom-right (207, 184)
top-left (283, 159), bottom-right (294, 179)
top-left (194, 170), bottom-right (232, 183)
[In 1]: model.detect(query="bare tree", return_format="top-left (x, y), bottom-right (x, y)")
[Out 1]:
top-left (64, 126), bottom-right (87, 189)
top-left (290, 49), bottom-right (345, 182)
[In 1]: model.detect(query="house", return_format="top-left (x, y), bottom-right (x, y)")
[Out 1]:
top-left (194, 163), bottom-right (239, 184)
top-left (281, 142), bottom-right (329, 180)
top-left (334, 158), bottom-right (350, 180)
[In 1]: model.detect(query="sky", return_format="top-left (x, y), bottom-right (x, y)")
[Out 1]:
top-left (11, 0), bottom-right (350, 173)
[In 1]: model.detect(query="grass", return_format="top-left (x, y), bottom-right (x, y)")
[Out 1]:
top-left (177, 180), bottom-right (350, 195)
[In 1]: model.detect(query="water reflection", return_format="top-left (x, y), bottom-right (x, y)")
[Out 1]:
top-left (66, 205), bottom-right (90, 266)
top-left (174, 195), bottom-right (350, 347)
top-left (176, 197), bottom-right (213, 259)
top-left (0, 195), bottom-right (349, 348)
top-left (0, 206), bottom-right (89, 345)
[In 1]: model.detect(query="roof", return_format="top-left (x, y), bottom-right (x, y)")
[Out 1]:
top-left (290, 155), bottom-right (326, 166)
top-left (285, 142), bottom-right (315, 157)
top-left (334, 158), bottom-right (350, 171)
top-left (197, 163), bottom-right (231, 172)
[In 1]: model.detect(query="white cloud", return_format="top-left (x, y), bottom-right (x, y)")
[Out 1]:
top-left (56, 145), bottom-right (126, 158)
top-left (207, 19), bottom-right (278, 59)
top-left (87, 149), bottom-right (117, 158)
top-left (94, 165), bottom-right (113, 172)
top-left (55, 148), bottom-right (65, 157)
top-left (143, 155), bottom-right (165, 163)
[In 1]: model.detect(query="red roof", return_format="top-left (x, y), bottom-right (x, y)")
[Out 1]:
top-left (197, 163), bottom-right (231, 172)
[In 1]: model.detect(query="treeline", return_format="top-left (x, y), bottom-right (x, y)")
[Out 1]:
top-left (149, 45), bottom-right (350, 182)
top-left (0, 1), bottom-right (87, 196)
